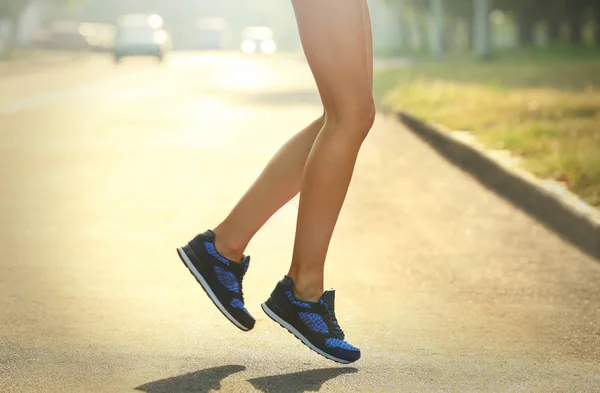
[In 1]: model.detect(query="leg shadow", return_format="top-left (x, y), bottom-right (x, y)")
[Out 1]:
top-left (135, 364), bottom-right (246, 393)
top-left (248, 367), bottom-right (358, 393)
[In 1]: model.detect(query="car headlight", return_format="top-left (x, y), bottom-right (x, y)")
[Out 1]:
top-left (260, 40), bottom-right (276, 54)
top-left (241, 39), bottom-right (256, 54)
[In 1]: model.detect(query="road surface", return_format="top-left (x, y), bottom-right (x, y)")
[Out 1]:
top-left (1, 52), bottom-right (599, 392)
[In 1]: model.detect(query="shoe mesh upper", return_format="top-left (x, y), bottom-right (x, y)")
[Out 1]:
top-left (325, 338), bottom-right (359, 352)
top-left (204, 241), bottom-right (231, 266)
top-left (285, 291), bottom-right (311, 309)
top-left (231, 298), bottom-right (251, 316)
top-left (214, 265), bottom-right (240, 294)
top-left (298, 312), bottom-right (329, 334)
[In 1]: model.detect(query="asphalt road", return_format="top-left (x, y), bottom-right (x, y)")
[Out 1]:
top-left (1, 52), bottom-right (599, 393)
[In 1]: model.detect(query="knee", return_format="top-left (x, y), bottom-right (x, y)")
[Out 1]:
top-left (352, 98), bottom-right (376, 131)
top-left (325, 96), bottom-right (376, 140)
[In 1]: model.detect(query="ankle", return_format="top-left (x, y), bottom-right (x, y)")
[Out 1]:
top-left (288, 273), bottom-right (323, 302)
top-left (212, 227), bottom-right (247, 263)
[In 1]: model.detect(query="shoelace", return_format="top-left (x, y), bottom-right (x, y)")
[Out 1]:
top-left (240, 260), bottom-right (249, 279)
top-left (321, 300), bottom-right (344, 338)
top-left (235, 262), bottom-right (249, 303)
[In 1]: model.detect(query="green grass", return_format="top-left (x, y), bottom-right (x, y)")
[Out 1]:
top-left (375, 47), bottom-right (600, 208)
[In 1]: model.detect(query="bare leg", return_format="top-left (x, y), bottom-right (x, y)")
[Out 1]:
top-left (211, 0), bottom-right (374, 287)
top-left (213, 115), bottom-right (325, 261)
top-left (287, 0), bottom-right (375, 301)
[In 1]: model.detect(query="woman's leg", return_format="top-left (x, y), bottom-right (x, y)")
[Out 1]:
top-left (287, 0), bottom-right (375, 301)
top-left (212, 115), bottom-right (325, 262)
top-left (212, 0), bottom-right (374, 277)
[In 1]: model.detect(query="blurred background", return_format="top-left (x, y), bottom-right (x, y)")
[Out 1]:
top-left (1, 1), bottom-right (599, 392)
top-left (1, 0), bottom-right (600, 58)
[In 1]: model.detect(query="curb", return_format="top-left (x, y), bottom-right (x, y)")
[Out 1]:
top-left (397, 111), bottom-right (600, 261)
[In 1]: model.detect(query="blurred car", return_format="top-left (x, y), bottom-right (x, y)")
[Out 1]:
top-left (112, 14), bottom-right (170, 63)
top-left (34, 21), bottom-right (91, 51)
top-left (86, 23), bottom-right (117, 53)
top-left (33, 21), bottom-right (115, 53)
top-left (240, 26), bottom-right (276, 55)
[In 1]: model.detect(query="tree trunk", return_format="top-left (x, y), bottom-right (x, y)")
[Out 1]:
top-left (396, 0), bottom-right (411, 49)
top-left (430, 0), bottom-right (444, 58)
top-left (594, 3), bottom-right (600, 45)
top-left (546, 11), bottom-right (561, 44)
top-left (443, 23), bottom-right (454, 52)
top-left (1, 17), bottom-right (20, 59)
top-left (543, 0), bottom-right (563, 44)
top-left (417, 16), bottom-right (429, 51)
top-left (474, 0), bottom-right (492, 59)
top-left (517, 6), bottom-right (535, 46)
top-left (466, 15), bottom-right (474, 50)
top-left (568, 9), bottom-right (584, 44)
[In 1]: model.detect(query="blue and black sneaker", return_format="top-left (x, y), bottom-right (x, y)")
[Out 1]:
top-left (176, 230), bottom-right (255, 331)
top-left (261, 276), bottom-right (360, 364)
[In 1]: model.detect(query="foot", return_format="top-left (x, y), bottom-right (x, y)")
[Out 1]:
top-left (177, 230), bottom-right (255, 331)
top-left (261, 276), bottom-right (361, 364)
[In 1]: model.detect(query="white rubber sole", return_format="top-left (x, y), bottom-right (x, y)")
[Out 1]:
top-left (261, 302), bottom-right (352, 364)
top-left (177, 247), bottom-right (249, 331)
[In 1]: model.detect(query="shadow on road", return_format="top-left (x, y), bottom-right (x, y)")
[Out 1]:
top-left (134, 365), bottom-right (357, 393)
top-left (134, 365), bottom-right (246, 393)
top-left (247, 367), bottom-right (358, 393)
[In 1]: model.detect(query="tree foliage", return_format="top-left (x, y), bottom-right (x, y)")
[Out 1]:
top-left (1, 0), bottom-right (83, 21)
top-left (0, 0), bottom-right (31, 21)
top-left (1, 0), bottom-right (84, 58)
top-left (385, 0), bottom-right (600, 47)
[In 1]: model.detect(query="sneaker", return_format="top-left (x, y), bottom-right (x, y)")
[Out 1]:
top-left (261, 276), bottom-right (360, 364)
top-left (176, 230), bottom-right (255, 331)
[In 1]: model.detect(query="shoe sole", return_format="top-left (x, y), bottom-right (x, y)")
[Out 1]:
top-left (177, 246), bottom-right (251, 331)
top-left (261, 301), bottom-right (355, 364)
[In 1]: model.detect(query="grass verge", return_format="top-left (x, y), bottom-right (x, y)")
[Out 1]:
top-left (375, 47), bottom-right (600, 208)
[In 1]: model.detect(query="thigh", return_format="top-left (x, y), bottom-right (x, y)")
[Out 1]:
top-left (291, 0), bottom-right (374, 110)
